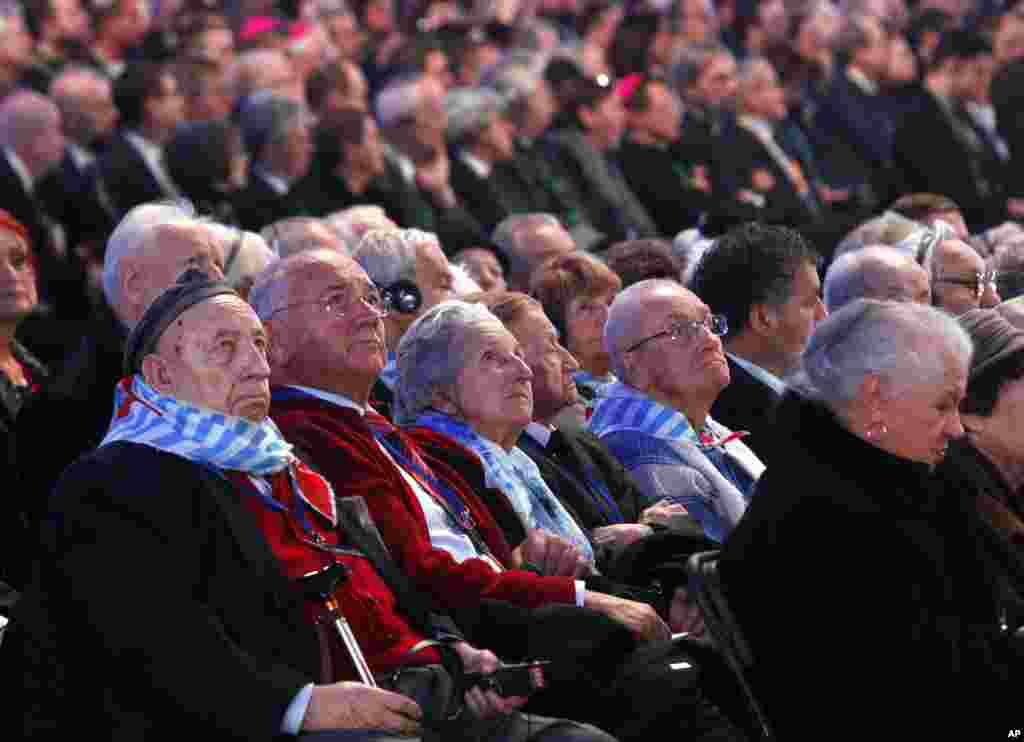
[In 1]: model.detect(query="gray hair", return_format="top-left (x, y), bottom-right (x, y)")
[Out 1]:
top-left (353, 228), bottom-right (435, 287)
top-left (824, 246), bottom-right (926, 311)
top-left (375, 76), bottom-right (422, 130)
top-left (394, 299), bottom-right (501, 424)
top-left (238, 91), bottom-right (309, 160)
top-left (673, 41), bottom-right (730, 94)
top-left (204, 224), bottom-right (276, 292)
top-left (604, 278), bottom-right (681, 380)
top-left (445, 86), bottom-right (506, 145)
top-left (49, 65), bottom-right (111, 145)
top-left (491, 212), bottom-right (561, 285)
top-left (833, 211), bottom-right (922, 260)
top-left (101, 200), bottom-right (198, 313)
top-left (261, 216), bottom-right (345, 258)
top-left (796, 299), bottom-right (972, 407)
top-left (325, 205), bottom-right (397, 250)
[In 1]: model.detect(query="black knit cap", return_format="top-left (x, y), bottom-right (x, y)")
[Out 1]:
top-left (957, 308), bottom-right (1024, 381)
top-left (124, 269), bottom-right (239, 376)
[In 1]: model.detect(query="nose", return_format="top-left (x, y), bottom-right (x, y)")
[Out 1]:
top-left (246, 340), bottom-right (272, 377)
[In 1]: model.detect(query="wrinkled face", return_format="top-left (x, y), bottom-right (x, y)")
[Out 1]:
top-left (740, 60), bottom-right (787, 121)
top-left (515, 224), bottom-right (575, 289)
top-left (0, 228), bottom-right (37, 322)
top-left (275, 258), bottom-right (388, 381)
top-left (933, 240), bottom-right (986, 315)
top-left (765, 261), bottom-right (826, 374)
top-left (566, 289), bottom-right (615, 374)
top-left (581, 92), bottom-right (626, 151)
top-left (873, 349), bottom-right (967, 466)
top-left (630, 81), bottom-right (682, 143)
top-left (624, 286), bottom-right (730, 404)
top-left (415, 239), bottom-right (455, 314)
top-left (150, 295), bottom-right (271, 421)
top-left (510, 308), bottom-right (580, 422)
top-left (129, 229), bottom-right (225, 319)
top-left (689, 53), bottom-right (738, 108)
top-left (447, 321), bottom-right (534, 439)
top-left (457, 248), bottom-right (505, 292)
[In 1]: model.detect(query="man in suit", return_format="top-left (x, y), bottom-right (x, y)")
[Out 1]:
top-left (94, 61), bottom-right (186, 222)
top-left (0, 90), bottom-right (89, 342)
top-left (236, 93), bottom-right (315, 232)
top-left (9, 270), bottom-right (615, 741)
top-left (893, 31), bottom-right (1011, 232)
top-left (689, 223), bottom-right (826, 464)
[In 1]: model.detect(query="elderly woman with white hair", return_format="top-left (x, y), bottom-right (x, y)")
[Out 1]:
top-left (393, 299), bottom-right (599, 573)
top-left (719, 299), bottom-right (1019, 738)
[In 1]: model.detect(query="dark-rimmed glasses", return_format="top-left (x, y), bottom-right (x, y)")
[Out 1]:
top-left (267, 285), bottom-right (389, 320)
top-left (624, 314), bottom-right (728, 354)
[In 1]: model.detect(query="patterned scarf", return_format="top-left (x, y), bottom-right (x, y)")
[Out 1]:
top-left (102, 375), bottom-right (294, 476)
top-left (413, 411), bottom-right (595, 565)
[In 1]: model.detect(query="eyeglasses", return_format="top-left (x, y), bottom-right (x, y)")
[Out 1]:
top-left (268, 285), bottom-right (389, 319)
top-left (623, 314), bottom-right (728, 354)
top-left (935, 269), bottom-right (998, 298)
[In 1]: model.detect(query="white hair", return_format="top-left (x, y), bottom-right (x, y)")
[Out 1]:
top-left (394, 299), bottom-right (500, 424)
top-left (216, 227), bottom-right (276, 291)
top-left (796, 299), bottom-right (972, 408)
top-left (353, 228), bottom-right (436, 287)
top-left (450, 262), bottom-right (482, 297)
top-left (325, 205), bottom-right (397, 251)
top-left (375, 76), bottom-right (422, 129)
top-left (824, 246), bottom-right (927, 312)
top-left (101, 200), bottom-right (197, 313)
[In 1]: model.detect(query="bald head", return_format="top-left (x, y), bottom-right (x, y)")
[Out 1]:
top-left (605, 279), bottom-right (696, 379)
top-left (931, 238), bottom-right (987, 315)
top-left (50, 66), bottom-right (118, 147)
top-left (824, 245), bottom-right (931, 311)
top-left (262, 217), bottom-right (348, 258)
top-left (0, 91), bottom-right (65, 176)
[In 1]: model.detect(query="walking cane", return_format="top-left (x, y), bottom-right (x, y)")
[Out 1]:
top-left (299, 562), bottom-right (378, 687)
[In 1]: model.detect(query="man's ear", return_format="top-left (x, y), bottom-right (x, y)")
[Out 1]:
top-left (141, 354), bottom-right (174, 395)
top-left (748, 302), bottom-right (777, 338)
top-left (120, 259), bottom-right (144, 311)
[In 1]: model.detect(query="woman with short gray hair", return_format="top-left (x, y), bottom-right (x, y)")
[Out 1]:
top-left (718, 298), bottom-right (1018, 738)
top-left (395, 299), bottom-right (597, 568)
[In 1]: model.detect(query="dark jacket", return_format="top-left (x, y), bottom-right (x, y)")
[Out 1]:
top-left (6, 442), bottom-right (321, 740)
top-left (709, 356), bottom-right (783, 464)
top-left (235, 169), bottom-right (310, 232)
top-left (720, 392), bottom-right (1018, 738)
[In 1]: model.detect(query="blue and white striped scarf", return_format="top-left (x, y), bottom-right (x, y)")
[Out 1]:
top-left (588, 381), bottom-right (700, 443)
top-left (101, 375), bottom-right (294, 476)
top-left (413, 411), bottom-right (595, 565)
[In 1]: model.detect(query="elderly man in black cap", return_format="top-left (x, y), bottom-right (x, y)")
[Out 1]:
top-left (8, 270), bottom-right (615, 742)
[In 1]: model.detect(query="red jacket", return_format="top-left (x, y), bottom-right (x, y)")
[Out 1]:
top-left (270, 391), bottom-right (577, 610)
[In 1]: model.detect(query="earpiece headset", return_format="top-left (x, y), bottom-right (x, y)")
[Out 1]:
top-left (382, 279), bottom-right (422, 315)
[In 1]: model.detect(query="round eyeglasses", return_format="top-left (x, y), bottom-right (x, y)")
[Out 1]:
top-left (624, 314), bottom-right (728, 354)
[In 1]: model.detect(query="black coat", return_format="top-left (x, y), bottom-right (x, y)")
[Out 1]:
top-left (719, 392), bottom-right (1018, 738)
top-left (709, 356), bottom-right (783, 465)
top-left (235, 170), bottom-right (310, 232)
top-left (94, 131), bottom-right (178, 219)
top-left (6, 442), bottom-right (321, 740)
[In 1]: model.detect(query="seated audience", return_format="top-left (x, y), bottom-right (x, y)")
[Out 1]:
top-left (690, 223), bottom-right (825, 463)
top-left (0, 212), bottom-right (49, 604)
top-left (720, 299), bottom-right (1017, 738)
top-left (823, 245), bottom-right (932, 311)
top-left (529, 252), bottom-right (621, 407)
top-left (590, 279), bottom-right (765, 542)
top-left (9, 269), bottom-right (613, 742)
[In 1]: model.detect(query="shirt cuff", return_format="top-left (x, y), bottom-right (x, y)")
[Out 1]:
top-left (574, 580), bottom-right (586, 607)
top-left (282, 683), bottom-right (315, 735)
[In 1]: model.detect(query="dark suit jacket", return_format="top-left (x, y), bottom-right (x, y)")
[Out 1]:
top-left (235, 169), bottom-right (309, 232)
top-left (709, 356), bottom-right (783, 464)
top-left (7, 442), bottom-right (321, 740)
top-left (94, 131), bottom-right (177, 220)
top-left (892, 89), bottom-right (1007, 231)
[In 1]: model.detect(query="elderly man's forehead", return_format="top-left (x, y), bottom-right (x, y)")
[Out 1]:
top-left (290, 254), bottom-right (370, 296)
top-left (156, 294), bottom-right (262, 349)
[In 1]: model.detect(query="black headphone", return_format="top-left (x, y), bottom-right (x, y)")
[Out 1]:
top-left (382, 279), bottom-right (422, 315)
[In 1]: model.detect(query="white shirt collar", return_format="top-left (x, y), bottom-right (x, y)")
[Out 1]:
top-left (285, 384), bottom-right (366, 415)
top-left (4, 148), bottom-right (33, 194)
top-left (385, 145), bottom-right (416, 184)
top-left (459, 150), bottom-right (491, 179)
top-left (253, 165), bottom-right (291, 195)
top-left (737, 115), bottom-right (774, 141)
top-left (67, 143), bottom-right (94, 170)
top-left (524, 421), bottom-right (554, 447)
top-left (846, 67), bottom-right (879, 96)
top-left (726, 352), bottom-right (787, 396)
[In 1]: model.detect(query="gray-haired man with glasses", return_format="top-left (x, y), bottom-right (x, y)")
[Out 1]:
top-left (589, 279), bottom-right (765, 543)
top-left (929, 238), bottom-right (1000, 315)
